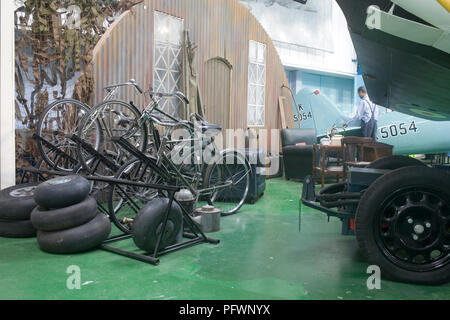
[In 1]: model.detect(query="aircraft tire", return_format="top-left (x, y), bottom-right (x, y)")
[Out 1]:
top-left (0, 219), bottom-right (36, 238)
top-left (0, 183), bottom-right (39, 221)
top-left (31, 196), bottom-right (97, 232)
top-left (37, 213), bottom-right (111, 254)
top-left (34, 175), bottom-right (90, 209)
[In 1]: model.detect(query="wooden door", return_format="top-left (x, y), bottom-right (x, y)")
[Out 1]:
top-left (203, 57), bottom-right (232, 131)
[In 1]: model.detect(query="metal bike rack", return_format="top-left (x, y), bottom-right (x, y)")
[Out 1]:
top-left (22, 135), bottom-right (220, 265)
top-left (32, 134), bottom-right (79, 169)
top-left (67, 134), bottom-right (121, 173)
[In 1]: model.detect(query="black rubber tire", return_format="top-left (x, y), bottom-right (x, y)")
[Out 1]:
top-left (31, 196), bottom-right (97, 231)
top-left (367, 155), bottom-right (426, 170)
top-left (34, 175), bottom-right (90, 209)
top-left (355, 166), bottom-right (450, 285)
top-left (0, 219), bottom-right (36, 238)
top-left (0, 183), bottom-right (39, 221)
top-left (132, 197), bottom-right (182, 252)
top-left (37, 213), bottom-right (111, 254)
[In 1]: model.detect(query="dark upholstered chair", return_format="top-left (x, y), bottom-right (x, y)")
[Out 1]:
top-left (281, 128), bottom-right (317, 181)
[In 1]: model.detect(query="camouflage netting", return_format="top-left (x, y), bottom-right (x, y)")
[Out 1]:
top-left (14, 0), bottom-right (142, 181)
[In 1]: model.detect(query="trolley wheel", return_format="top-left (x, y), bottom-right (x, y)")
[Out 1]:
top-left (132, 197), bottom-right (182, 252)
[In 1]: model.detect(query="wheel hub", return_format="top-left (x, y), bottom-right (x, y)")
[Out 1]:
top-left (377, 188), bottom-right (450, 271)
top-left (397, 205), bottom-right (439, 249)
top-left (9, 186), bottom-right (36, 198)
top-left (413, 223), bottom-right (425, 235)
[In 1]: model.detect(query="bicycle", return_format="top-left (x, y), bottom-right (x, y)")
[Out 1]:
top-left (97, 92), bottom-right (251, 232)
top-left (36, 79), bottom-right (144, 172)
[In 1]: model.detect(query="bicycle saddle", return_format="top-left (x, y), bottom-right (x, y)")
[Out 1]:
top-left (191, 114), bottom-right (222, 133)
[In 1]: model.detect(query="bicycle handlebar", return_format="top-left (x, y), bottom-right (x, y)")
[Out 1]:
top-left (104, 79), bottom-right (143, 94)
top-left (149, 91), bottom-right (190, 104)
top-left (103, 80), bottom-right (189, 105)
top-left (149, 114), bottom-right (192, 129)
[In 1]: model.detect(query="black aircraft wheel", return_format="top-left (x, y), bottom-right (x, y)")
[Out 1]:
top-left (356, 166), bottom-right (450, 285)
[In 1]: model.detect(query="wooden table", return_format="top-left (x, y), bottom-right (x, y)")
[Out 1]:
top-left (312, 144), bottom-right (346, 188)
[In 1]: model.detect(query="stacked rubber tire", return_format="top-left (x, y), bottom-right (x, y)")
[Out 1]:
top-left (0, 183), bottom-right (39, 238)
top-left (31, 175), bottom-right (111, 254)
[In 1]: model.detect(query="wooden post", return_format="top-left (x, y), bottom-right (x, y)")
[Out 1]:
top-left (0, 1), bottom-right (16, 188)
top-left (278, 96), bottom-right (287, 129)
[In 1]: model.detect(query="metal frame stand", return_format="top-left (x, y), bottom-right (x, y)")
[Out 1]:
top-left (301, 168), bottom-right (391, 236)
top-left (21, 134), bottom-right (220, 265)
top-left (32, 134), bottom-right (79, 170)
top-left (101, 190), bottom-right (220, 265)
top-left (301, 175), bottom-right (356, 236)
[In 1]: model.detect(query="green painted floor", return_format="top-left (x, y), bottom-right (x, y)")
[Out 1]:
top-left (0, 178), bottom-right (449, 300)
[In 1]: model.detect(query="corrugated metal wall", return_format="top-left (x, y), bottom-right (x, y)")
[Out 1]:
top-left (91, 0), bottom-right (294, 150)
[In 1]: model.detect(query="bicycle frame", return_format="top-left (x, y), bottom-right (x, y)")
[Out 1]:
top-left (112, 136), bottom-right (245, 201)
top-left (85, 86), bottom-right (250, 206)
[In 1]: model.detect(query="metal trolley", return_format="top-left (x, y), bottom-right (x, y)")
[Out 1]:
top-left (21, 134), bottom-right (219, 265)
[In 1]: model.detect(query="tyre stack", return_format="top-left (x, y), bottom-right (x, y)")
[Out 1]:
top-left (31, 175), bottom-right (111, 254)
top-left (0, 184), bottom-right (39, 238)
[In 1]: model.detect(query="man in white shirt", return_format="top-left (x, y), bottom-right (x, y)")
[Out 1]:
top-left (350, 86), bottom-right (379, 140)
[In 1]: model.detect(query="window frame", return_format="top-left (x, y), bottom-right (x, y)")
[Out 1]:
top-left (247, 40), bottom-right (267, 128)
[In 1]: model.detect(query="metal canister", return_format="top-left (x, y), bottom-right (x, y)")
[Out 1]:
top-left (194, 205), bottom-right (221, 233)
top-left (175, 189), bottom-right (196, 241)
top-left (175, 189), bottom-right (195, 215)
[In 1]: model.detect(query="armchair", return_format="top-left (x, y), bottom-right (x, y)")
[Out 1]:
top-left (281, 128), bottom-right (317, 181)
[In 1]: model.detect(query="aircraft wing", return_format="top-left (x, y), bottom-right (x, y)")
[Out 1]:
top-left (335, 0), bottom-right (450, 121)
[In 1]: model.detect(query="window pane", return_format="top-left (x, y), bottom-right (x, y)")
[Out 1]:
top-left (153, 11), bottom-right (184, 118)
top-left (248, 41), bottom-right (266, 127)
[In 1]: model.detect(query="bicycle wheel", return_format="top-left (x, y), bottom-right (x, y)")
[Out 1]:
top-left (203, 150), bottom-right (251, 216)
top-left (36, 99), bottom-right (92, 171)
top-left (108, 158), bottom-right (166, 233)
top-left (77, 100), bottom-right (148, 173)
